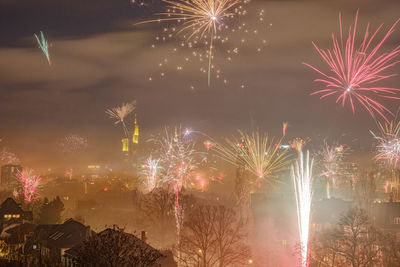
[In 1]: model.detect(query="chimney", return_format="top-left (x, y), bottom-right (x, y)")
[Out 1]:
top-left (141, 231), bottom-right (146, 242)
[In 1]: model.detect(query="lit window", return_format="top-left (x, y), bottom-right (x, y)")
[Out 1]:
top-left (393, 217), bottom-right (400, 224)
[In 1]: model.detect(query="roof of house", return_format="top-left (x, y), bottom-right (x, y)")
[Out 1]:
top-left (24, 218), bottom-right (92, 253)
top-left (0, 198), bottom-right (24, 215)
top-left (0, 223), bottom-right (36, 244)
top-left (64, 228), bottom-right (162, 260)
top-left (45, 219), bottom-right (91, 249)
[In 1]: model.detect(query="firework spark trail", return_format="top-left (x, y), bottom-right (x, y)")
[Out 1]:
top-left (141, 155), bottom-right (162, 192)
top-left (290, 138), bottom-right (310, 153)
top-left (371, 120), bottom-right (400, 200)
top-left (137, 0), bottom-right (268, 87)
top-left (213, 130), bottom-right (291, 187)
top-left (59, 134), bottom-right (88, 153)
top-left (34, 31), bottom-right (51, 66)
top-left (304, 11), bottom-right (400, 122)
top-left (282, 122), bottom-right (288, 136)
top-left (292, 150), bottom-right (313, 267)
top-left (106, 101), bottom-right (136, 137)
top-left (14, 169), bottom-right (42, 203)
top-left (0, 148), bottom-right (19, 164)
top-left (371, 120), bottom-right (400, 168)
top-left (319, 141), bottom-right (343, 199)
top-left (138, 0), bottom-right (241, 85)
top-left (151, 128), bottom-right (207, 238)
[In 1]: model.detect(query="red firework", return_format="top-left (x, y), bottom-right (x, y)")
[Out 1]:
top-left (304, 11), bottom-right (400, 121)
top-left (15, 169), bottom-right (41, 203)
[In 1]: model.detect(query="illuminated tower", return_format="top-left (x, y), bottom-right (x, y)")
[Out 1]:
top-left (122, 138), bottom-right (130, 169)
top-left (132, 115), bottom-right (139, 145)
top-left (131, 115), bottom-right (140, 172)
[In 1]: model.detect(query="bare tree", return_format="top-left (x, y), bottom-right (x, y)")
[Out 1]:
top-left (336, 207), bottom-right (382, 267)
top-left (141, 188), bottom-right (175, 247)
top-left (176, 205), bottom-right (250, 267)
top-left (310, 228), bottom-right (345, 267)
top-left (310, 208), bottom-right (382, 267)
top-left (381, 233), bottom-right (400, 266)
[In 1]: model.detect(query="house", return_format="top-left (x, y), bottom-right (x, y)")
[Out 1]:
top-left (0, 198), bottom-right (32, 229)
top-left (64, 228), bottom-right (176, 266)
top-left (312, 198), bottom-right (353, 231)
top-left (24, 218), bottom-right (92, 265)
top-left (0, 223), bottom-right (35, 255)
top-left (372, 201), bottom-right (400, 239)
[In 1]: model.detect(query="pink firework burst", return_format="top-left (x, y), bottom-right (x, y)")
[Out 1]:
top-left (304, 11), bottom-right (400, 121)
top-left (15, 169), bottom-right (41, 203)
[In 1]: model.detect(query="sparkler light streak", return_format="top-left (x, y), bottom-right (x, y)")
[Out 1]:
top-left (34, 31), bottom-right (51, 66)
top-left (213, 131), bottom-right (291, 186)
top-left (14, 169), bottom-right (42, 203)
top-left (59, 134), bottom-right (88, 153)
top-left (106, 101), bottom-right (136, 137)
top-left (304, 11), bottom-right (400, 121)
top-left (141, 155), bottom-right (162, 193)
top-left (292, 150), bottom-right (313, 267)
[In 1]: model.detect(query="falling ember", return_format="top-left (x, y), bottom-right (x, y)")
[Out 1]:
top-left (292, 150), bottom-right (313, 267)
top-left (304, 11), bottom-right (400, 122)
top-left (204, 140), bottom-right (216, 150)
top-left (14, 169), bottom-right (42, 203)
top-left (282, 122), bottom-right (288, 136)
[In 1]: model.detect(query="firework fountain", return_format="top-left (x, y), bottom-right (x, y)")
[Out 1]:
top-left (292, 150), bottom-right (313, 267)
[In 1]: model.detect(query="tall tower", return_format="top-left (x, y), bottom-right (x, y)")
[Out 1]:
top-left (132, 115), bottom-right (139, 145)
top-left (131, 114), bottom-right (140, 173)
top-left (122, 138), bottom-right (130, 170)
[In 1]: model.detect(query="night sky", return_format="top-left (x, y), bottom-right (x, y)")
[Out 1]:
top-left (1, 0), bottom-right (400, 169)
